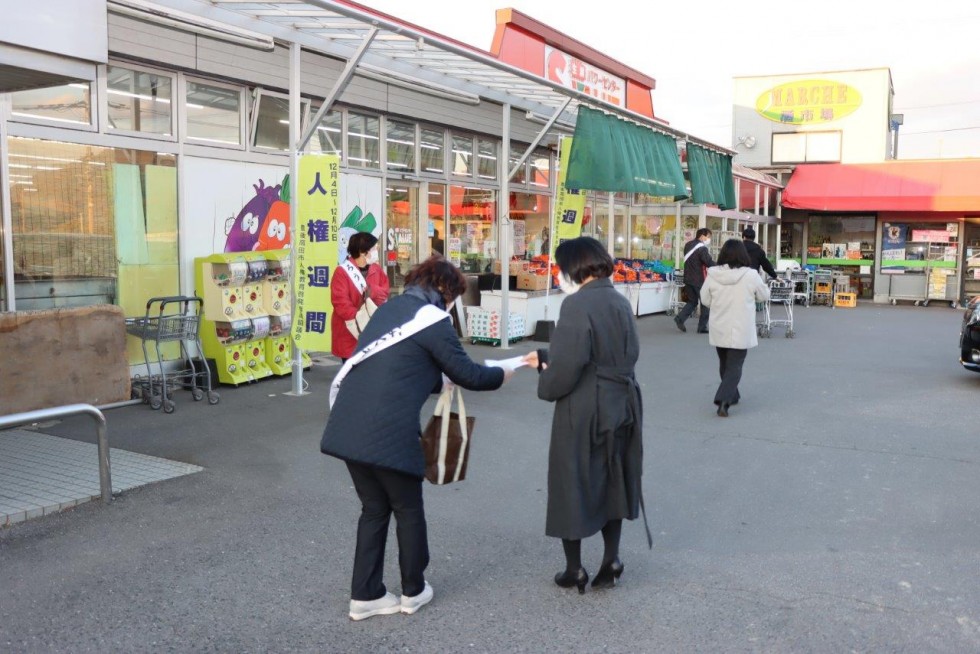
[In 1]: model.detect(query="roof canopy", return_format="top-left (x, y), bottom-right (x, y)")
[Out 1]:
top-left (783, 160), bottom-right (980, 212)
top-left (137, 0), bottom-right (732, 154)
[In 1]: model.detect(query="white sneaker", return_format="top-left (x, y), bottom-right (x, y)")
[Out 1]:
top-left (349, 592), bottom-right (401, 621)
top-left (400, 582), bottom-right (433, 615)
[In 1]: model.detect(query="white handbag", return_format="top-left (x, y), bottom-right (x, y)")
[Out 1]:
top-left (346, 292), bottom-right (377, 338)
top-left (340, 259), bottom-right (377, 338)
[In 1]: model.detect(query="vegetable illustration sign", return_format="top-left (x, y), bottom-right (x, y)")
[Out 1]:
top-left (224, 176), bottom-right (291, 252)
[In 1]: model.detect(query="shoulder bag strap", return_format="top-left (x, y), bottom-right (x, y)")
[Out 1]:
top-left (451, 389), bottom-right (468, 482)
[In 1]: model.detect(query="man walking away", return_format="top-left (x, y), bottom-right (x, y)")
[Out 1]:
top-left (742, 228), bottom-right (778, 281)
top-left (675, 228), bottom-right (714, 334)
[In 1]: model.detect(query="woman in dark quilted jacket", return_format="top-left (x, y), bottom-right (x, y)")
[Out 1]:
top-left (321, 256), bottom-right (526, 621)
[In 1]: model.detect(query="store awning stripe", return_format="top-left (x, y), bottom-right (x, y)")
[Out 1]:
top-left (565, 106), bottom-right (688, 198)
top-left (783, 161), bottom-right (980, 212)
top-left (687, 143), bottom-right (737, 210)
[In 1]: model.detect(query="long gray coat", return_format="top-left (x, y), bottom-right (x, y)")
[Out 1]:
top-left (537, 278), bottom-right (643, 540)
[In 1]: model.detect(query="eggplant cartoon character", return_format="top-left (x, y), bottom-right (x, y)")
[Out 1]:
top-left (224, 180), bottom-right (281, 253)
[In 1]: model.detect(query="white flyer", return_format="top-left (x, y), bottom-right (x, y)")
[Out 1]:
top-left (484, 355), bottom-right (528, 373)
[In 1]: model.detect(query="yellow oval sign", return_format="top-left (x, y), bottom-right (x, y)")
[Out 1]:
top-left (755, 79), bottom-right (862, 125)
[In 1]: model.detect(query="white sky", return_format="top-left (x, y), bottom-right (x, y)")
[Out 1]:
top-left (356, 0), bottom-right (980, 160)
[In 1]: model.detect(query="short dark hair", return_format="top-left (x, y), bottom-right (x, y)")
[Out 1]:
top-left (404, 255), bottom-right (468, 306)
top-left (347, 232), bottom-right (378, 258)
top-left (554, 236), bottom-right (614, 283)
top-left (696, 228), bottom-right (712, 239)
top-left (742, 227), bottom-right (756, 241)
top-left (717, 239), bottom-right (752, 268)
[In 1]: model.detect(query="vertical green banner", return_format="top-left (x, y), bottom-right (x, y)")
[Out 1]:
top-left (553, 137), bottom-right (587, 254)
top-left (292, 155), bottom-right (340, 351)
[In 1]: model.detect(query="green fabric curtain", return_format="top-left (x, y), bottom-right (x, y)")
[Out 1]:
top-left (687, 143), bottom-right (737, 210)
top-left (565, 106), bottom-right (688, 199)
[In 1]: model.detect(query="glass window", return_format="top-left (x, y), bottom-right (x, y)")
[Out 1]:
top-left (7, 138), bottom-right (178, 332)
top-left (508, 142), bottom-right (527, 185)
top-left (347, 112), bottom-right (380, 169)
top-left (613, 203), bottom-right (628, 259)
top-left (592, 196), bottom-right (609, 248)
top-left (808, 215), bottom-right (875, 263)
top-left (511, 192), bottom-right (550, 258)
top-left (427, 183), bottom-right (447, 258)
top-left (451, 135), bottom-right (473, 177)
top-left (780, 221), bottom-right (804, 261)
top-left (420, 128), bottom-right (445, 174)
top-left (529, 150), bottom-right (550, 189)
top-left (629, 213), bottom-right (664, 261)
top-left (477, 139), bottom-right (497, 181)
top-left (11, 83), bottom-right (91, 126)
top-left (186, 81), bottom-right (242, 145)
top-left (106, 66), bottom-right (173, 135)
top-left (252, 92), bottom-right (308, 151)
top-left (386, 119), bottom-right (415, 172)
top-left (310, 109), bottom-right (342, 157)
top-left (385, 184), bottom-right (418, 294)
top-left (449, 186), bottom-right (496, 273)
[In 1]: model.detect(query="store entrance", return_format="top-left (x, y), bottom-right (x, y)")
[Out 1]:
top-left (962, 218), bottom-right (980, 302)
top-left (385, 182), bottom-right (420, 295)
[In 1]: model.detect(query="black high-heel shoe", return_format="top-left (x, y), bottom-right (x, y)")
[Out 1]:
top-left (591, 558), bottom-right (624, 589)
top-left (554, 568), bottom-right (589, 594)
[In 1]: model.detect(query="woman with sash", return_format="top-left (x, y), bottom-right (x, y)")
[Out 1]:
top-left (322, 256), bottom-right (528, 621)
top-left (331, 232), bottom-right (390, 363)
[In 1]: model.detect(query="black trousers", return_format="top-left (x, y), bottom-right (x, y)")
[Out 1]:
top-left (714, 347), bottom-right (747, 406)
top-left (346, 462), bottom-right (429, 601)
top-left (678, 283), bottom-right (709, 331)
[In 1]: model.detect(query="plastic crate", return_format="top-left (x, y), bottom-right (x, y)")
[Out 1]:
top-left (834, 292), bottom-right (857, 308)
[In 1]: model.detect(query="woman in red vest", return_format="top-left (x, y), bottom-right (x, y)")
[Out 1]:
top-left (331, 232), bottom-right (390, 361)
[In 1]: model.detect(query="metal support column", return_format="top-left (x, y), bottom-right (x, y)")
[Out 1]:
top-left (498, 105), bottom-right (511, 349)
top-left (286, 42), bottom-right (309, 396)
top-left (298, 27), bottom-right (377, 152)
top-left (0, 94), bottom-right (14, 311)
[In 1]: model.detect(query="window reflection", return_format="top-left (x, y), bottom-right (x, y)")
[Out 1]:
top-left (107, 66), bottom-right (172, 135)
top-left (186, 81), bottom-right (241, 145)
top-left (11, 83), bottom-right (91, 125)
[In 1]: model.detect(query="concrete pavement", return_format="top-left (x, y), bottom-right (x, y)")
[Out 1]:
top-left (2, 302), bottom-right (979, 652)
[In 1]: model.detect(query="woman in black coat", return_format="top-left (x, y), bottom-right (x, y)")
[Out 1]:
top-left (526, 237), bottom-right (645, 593)
top-left (321, 257), bottom-right (519, 621)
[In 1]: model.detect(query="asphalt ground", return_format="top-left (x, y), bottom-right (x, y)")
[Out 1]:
top-left (2, 302), bottom-right (979, 653)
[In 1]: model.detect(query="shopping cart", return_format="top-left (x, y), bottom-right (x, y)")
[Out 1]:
top-left (758, 280), bottom-right (795, 338)
top-left (788, 270), bottom-right (812, 306)
top-left (812, 269), bottom-right (834, 306)
top-left (665, 270), bottom-right (686, 317)
top-left (126, 296), bottom-right (219, 413)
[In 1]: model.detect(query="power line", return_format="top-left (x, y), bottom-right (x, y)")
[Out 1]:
top-left (901, 125), bottom-right (980, 135)
top-left (895, 99), bottom-right (980, 110)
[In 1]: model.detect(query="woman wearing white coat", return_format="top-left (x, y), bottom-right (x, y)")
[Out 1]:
top-left (700, 239), bottom-right (770, 417)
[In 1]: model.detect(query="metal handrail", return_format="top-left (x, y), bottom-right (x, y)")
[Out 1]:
top-left (0, 404), bottom-right (111, 503)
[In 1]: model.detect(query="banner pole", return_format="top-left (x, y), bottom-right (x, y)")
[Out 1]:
top-left (286, 41), bottom-right (309, 396)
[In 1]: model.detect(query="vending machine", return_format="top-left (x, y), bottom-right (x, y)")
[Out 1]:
top-left (197, 253), bottom-right (270, 385)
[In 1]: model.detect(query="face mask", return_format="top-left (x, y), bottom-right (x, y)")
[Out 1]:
top-left (366, 248), bottom-right (379, 265)
top-left (559, 273), bottom-right (581, 295)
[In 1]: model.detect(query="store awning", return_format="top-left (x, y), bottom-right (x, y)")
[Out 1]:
top-left (687, 144), bottom-right (737, 209)
top-left (783, 160), bottom-right (980, 212)
top-left (565, 106), bottom-right (688, 198)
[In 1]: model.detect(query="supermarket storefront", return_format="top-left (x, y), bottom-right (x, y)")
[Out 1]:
top-left (783, 159), bottom-right (980, 305)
